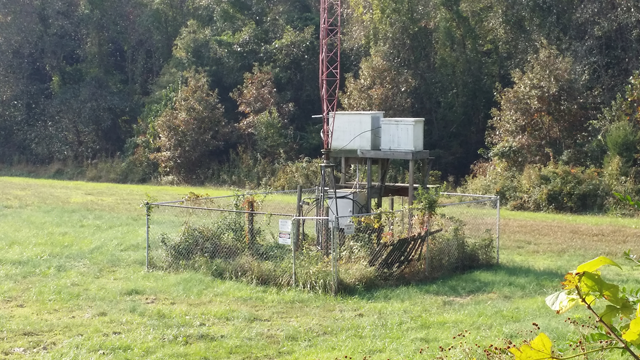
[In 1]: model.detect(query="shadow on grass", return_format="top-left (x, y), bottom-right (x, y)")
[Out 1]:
top-left (344, 264), bottom-right (564, 300)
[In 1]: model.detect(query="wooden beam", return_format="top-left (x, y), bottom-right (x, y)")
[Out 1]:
top-left (335, 182), bottom-right (437, 197)
top-left (422, 157), bottom-right (433, 188)
top-left (337, 182), bottom-right (438, 189)
top-left (408, 160), bottom-right (414, 207)
top-left (358, 149), bottom-right (431, 160)
top-left (376, 159), bottom-right (389, 209)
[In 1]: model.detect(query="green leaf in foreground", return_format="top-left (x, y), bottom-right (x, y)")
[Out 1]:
top-left (623, 310), bottom-right (640, 346)
top-left (600, 304), bottom-right (632, 327)
top-left (581, 271), bottom-right (620, 302)
top-left (576, 256), bottom-right (621, 273)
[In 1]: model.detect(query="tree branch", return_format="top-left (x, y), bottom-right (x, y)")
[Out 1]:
top-left (575, 285), bottom-right (640, 360)
top-left (555, 346), bottom-right (625, 360)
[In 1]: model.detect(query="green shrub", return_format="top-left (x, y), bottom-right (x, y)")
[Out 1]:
top-left (512, 164), bottom-right (609, 213)
top-left (341, 222), bottom-right (378, 262)
top-left (463, 161), bottom-right (618, 213)
top-left (426, 215), bottom-right (495, 277)
top-left (601, 156), bottom-right (640, 213)
top-left (267, 157), bottom-right (322, 190)
top-left (347, 210), bottom-right (496, 282)
top-left (157, 214), bottom-right (335, 290)
top-left (151, 70), bottom-right (230, 182)
top-left (292, 249), bottom-right (335, 293)
top-left (605, 121), bottom-right (639, 176)
top-left (84, 156), bottom-right (154, 183)
top-left (462, 160), bottom-right (518, 199)
top-left (158, 207), bottom-right (497, 292)
top-left (159, 214), bottom-right (247, 264)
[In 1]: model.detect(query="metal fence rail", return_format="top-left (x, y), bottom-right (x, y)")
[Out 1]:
top-left (144, 189), bottom-right (500, 293)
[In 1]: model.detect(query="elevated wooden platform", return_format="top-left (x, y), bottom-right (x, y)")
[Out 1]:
top-left (336, 182), bottom-right (439, 198)
top-left (332, 149), bottom-right (433, 212)
top-left (357, 149), bottom-right (432, 160)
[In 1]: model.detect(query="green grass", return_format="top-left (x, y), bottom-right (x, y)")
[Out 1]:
top-left (1, 177), bottom-right (639, 359)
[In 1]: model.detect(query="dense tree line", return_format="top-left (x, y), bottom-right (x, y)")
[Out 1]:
top-left (1, 0), bottom-right (640, 188)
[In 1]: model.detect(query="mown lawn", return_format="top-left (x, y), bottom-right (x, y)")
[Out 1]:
top-left (1, 177), bottom-right (639, 359)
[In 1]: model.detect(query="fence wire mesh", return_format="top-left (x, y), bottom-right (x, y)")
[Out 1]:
top-left (333, 193), bottom-right (499, 284)
top-left (146, 189), bottom-right (338, 292)
top-left (145, 189), bottom-right (499, 293)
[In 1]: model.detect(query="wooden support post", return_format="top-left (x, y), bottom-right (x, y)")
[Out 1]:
top-left (245, 198), bottom-right (255, 246)
top-left (376, 159), bottom-right (389, 209)
top-left (422, 159), bottom-right (427, 187)
top-left (422, 157), bottom-right (432, 188)
top-left (375, 160), bottom-right (384, 245)
top-left (408, 160), bottom-right (415, 206)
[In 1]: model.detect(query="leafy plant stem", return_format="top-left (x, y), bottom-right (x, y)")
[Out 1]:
top-left (575, 285), bottom-right (640, 360)
top-left (555, 346), bottom-right (625, 360)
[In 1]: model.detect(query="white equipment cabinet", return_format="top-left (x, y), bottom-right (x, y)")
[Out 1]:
top-left (328, 111), bottom-right (384, 151)
top-left (327, 190), bottom-right (367, 228)
top-left (380, 118), bottom-right (424, 151)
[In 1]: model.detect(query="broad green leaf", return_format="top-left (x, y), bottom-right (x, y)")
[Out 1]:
top-left (577, 256), bottom-right (621, 273)
top-left (621, 322), bottom-right (630, 333)
top-left (621, 300), bottom-right (636, 318)
top-left (601, 305), bottom-right (621, 326)
top-left (509, 333), bottom-right (554, 360)
top-left (614, 192), bottom-right (640, 210)
top-left (583, 294), bottom-right (597, 306)
top-left (586, 332), bottom-right (612, 343)
top-left (580, 272), bottom-right (622, 306)
top-left (622, 317), bottom-right (640, 345)
top-left (545, 291), bottom-right (578, 314)
top-left (601, 300), bottom-right (636, 327)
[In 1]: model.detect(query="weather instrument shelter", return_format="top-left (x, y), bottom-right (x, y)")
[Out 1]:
top-left (322, 111), bottom-right (434, 215)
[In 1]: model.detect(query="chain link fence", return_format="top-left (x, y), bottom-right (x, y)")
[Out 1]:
top-left (333, 193), bottom-right (499, 286)
top-left (144, 189), bottom-right (499, 293)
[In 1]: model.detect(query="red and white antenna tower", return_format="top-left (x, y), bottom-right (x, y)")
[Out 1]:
top-left (318, 0), bottom-right (342, 255)
top-left (319, 0), bottom-right (341, 160)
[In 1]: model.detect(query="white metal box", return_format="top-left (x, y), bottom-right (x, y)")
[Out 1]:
top-left (327, 190), bottom-right (367, 228)
top-left (328, 111), bottom-right (384, 151)
top-left (380, 118), bottom-right (425, 151)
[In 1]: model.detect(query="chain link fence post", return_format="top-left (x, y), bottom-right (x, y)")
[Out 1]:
top-left (331, 223), bottom-right (338, 295)
top-left (291, 217), bottom-right (298, 287)
top-left (496, 196), bottom-right (500, 265)
top-left (291, 186), bottom-right (303, 288)
top-left (145, 201), bottom-right (150, 271)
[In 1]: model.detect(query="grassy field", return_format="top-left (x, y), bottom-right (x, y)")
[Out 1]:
top-left (1, 177), bottom-right (639, 359)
